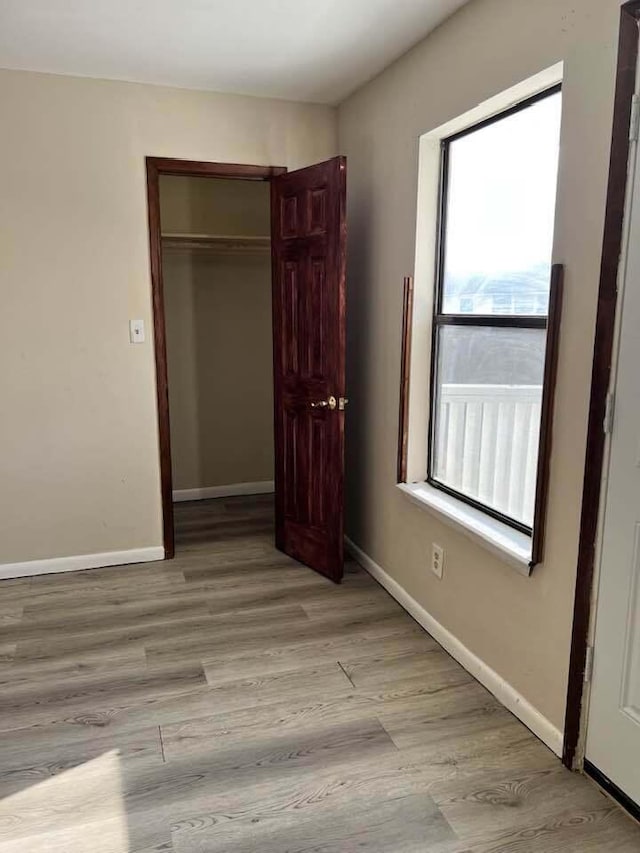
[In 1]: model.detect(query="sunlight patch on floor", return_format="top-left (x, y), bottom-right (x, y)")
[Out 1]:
top-left (0, 750), bottom-right (128, 852)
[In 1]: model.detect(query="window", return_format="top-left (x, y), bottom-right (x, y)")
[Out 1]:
top-left (428, 86), bottom-right (562, 534)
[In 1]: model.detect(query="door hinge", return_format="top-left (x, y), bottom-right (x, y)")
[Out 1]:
top-left (603, 391), bottom-right (615, 435)
top-left (630, 94), bottom-right (640, 141)
top-left (584, 645), bottom-right (594, 684)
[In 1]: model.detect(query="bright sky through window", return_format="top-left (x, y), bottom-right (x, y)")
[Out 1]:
top-left (443, 92), bottom-right (561, 280)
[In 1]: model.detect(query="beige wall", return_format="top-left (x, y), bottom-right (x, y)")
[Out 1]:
top-left (338, 0), bottom-right (621, 730)
top-left (0, 69), bottom-right (336, 565)
top-left (160, 175), bottom-right (271, 237)
top-left (0, 1), bottom-right (623, 733)
top-left (161, 176), bottom-right (273, 490)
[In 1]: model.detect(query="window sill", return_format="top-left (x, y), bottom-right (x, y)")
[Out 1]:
top-left (397, 482), bottom-right (533, 576)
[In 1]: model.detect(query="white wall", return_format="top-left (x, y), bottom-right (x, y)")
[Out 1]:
top-left (0, 69), bottom-right (336, 566)
top-left (338, 0), bottom-right (621, 731)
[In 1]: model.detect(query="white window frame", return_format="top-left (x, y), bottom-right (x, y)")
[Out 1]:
top-left (399, 63), bottom-right (564, 575)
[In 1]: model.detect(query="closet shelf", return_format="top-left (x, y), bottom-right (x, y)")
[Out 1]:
top-left (161, 233), bottom-right (271, 254)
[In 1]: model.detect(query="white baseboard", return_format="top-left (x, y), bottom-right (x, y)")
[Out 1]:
top-left (0, 546), bottom-right (165, 581)
top-left (345, 536), bottom-right (564, 758)
top-left (172, 481), bottom-right (275, 502)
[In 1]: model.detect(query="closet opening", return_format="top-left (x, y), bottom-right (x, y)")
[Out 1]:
top-left (146, 159), bottom-right (286, 559)
top-left (146, 155), bottom-right (347, 581)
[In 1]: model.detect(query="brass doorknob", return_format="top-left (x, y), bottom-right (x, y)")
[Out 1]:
top-left (311, 395), bottom-right (337, 410)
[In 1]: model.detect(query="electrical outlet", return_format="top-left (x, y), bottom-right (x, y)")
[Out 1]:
top-left (431, 543), bottom-right (444, 579)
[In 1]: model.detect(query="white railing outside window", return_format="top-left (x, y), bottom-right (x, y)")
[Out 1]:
top-left (434, 384), bottom-right (542, 528)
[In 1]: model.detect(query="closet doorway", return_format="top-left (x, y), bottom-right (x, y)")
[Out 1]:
top-left (145, 157), bottom-right (347, 583)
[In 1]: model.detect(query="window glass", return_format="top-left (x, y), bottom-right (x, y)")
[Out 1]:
top-left (429, 88), bottom-right (562, 532)
top-left (432, 326), bottom-right (545, 527)
top-left (441, 92), bottom-right (562, 316)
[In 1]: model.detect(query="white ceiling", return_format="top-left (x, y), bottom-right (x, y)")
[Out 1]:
top-left (0, 0), bottom-right (468, 104)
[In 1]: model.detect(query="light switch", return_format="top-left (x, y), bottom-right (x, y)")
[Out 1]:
top-left (129, 319), bottom-right (145, 343)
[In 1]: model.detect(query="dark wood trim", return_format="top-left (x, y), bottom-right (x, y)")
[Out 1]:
top-left (530, 264), bottom-right (563, 567)
top-left (584, 760), bottom-right (640, 824)
top-left (145, 157), bottom-right (287, 559)
top-left (397, 276), bottom-right (414, 483)
top-left (563, 2), bottom-right (640, 769)
top-left (147, 158), bottom-right (287, 180)
top-left (434, 314), bottom-right (547, 329)
top-left (146, 159), bottom-right (175, 558)
top-left (147, 158), bottom-right (175, 560)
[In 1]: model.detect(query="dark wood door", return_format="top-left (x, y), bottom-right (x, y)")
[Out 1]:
top-left (271, 156), bottom-right (347, 583)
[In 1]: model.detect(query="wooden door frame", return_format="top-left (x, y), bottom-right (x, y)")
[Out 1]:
top-left (145, 157), bottom-right (287, 558)
top-left (563, 1), bottom-right (640, 769)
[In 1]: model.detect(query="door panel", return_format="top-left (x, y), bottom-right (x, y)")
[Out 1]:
top-left (586, 116), bottom-right (640, 807)
top-left (271, 157), bottom-right (346, 582)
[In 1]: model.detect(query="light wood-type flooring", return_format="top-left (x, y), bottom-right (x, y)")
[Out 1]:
top-left (1, 495), bottom-right (639, 852)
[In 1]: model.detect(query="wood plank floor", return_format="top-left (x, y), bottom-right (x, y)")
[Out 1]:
top-left (1, 495), bottom-right (639, 852)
